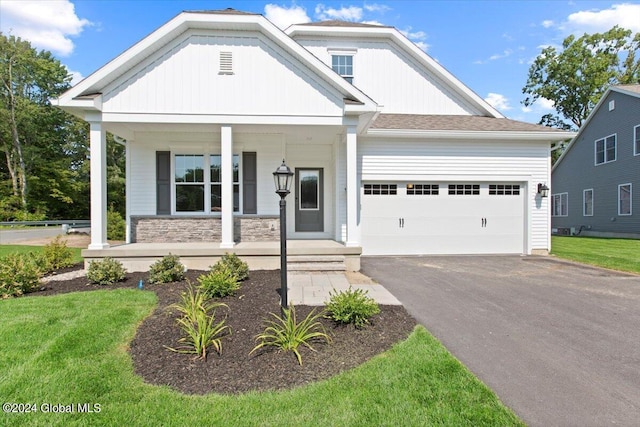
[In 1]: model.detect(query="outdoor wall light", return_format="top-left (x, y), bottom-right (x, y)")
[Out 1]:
top-left (537, 183), bottom-right (549, 198)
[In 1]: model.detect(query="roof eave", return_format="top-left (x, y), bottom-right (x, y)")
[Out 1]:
top-left (366, 128), bottom-right (576, 141)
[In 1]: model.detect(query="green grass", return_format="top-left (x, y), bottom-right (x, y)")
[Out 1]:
top-left (551, 236), bottom-right (640, 274)
top-left (0, 290), bottom-right (523, 426)
top-left (0, 245), bottom-right (82, 264)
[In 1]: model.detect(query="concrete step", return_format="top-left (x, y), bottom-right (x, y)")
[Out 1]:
top-left (287, 255), bottom-right (346, 272)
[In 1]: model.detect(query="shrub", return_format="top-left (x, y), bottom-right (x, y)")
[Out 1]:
top-left (166, 285), bottom-right (230, 359)
top-left (197, 265), bottom-right (240, 298)
top-left (0, 253), bottom-right (43, 298)
top-left (148, 254), bottom-right (185, 284)
top-left (212, 252), bottom-right (249, 281)
top-left (326, 287), bottom-right (380, 328)
top-left (251, 306), bottom-right (331, 366)
top-left (41, 236), bottom-right (75, 272)
top-left (107, 207), bottom-right (126, 241)
top-left (86, 257), bottom-right (127, 285)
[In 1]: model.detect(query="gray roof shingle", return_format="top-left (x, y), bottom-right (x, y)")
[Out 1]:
top-left (371, 114), bottom-right (567, 133)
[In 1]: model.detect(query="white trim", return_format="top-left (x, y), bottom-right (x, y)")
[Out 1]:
top-left (297, 169), bottom-right (321, 211)
top-left (634, 124), bottom-right (640, 156)
top-left (345, 126), bottom-right (359, 247)
top-left (594, 133), bottom-right (617, 165)
top-left (583, 188), bottom-right (594, 217)
top-left (88, 120), bottom-right (109, 249)
top-left (618, 183), bottom-right (632, 216)
top-left (366, 128), bottom-right (575, 141)
top-left (101, 113), bottom-right (349, 126)
top-left (220, 126), bottom-right (234, 248)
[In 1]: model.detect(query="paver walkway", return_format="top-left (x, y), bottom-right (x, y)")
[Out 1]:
top-left (287, 272), bottom-right (401, 305)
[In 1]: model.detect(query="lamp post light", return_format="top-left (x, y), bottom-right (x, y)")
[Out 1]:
top-left (273, 160), bottom-right (294, 312)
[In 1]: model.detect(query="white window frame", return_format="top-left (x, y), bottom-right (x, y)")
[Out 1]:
top-left (634, 125), bottom-right (640, 156)
top-left (551, 192), bottom-right (568, 217)
top-left (329, 49), bottom-right (355, 84)
top-left (594, 134), bottom-right (617, 165)
top-left (583, 189), bottom-right (593, 217)
top-left (174, 154), bottom-right (206, 214)
top-left (618, 183), bottom-right (632, 216)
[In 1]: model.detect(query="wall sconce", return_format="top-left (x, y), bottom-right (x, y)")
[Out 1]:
top-left (537, 183), bottom-right (549, 198)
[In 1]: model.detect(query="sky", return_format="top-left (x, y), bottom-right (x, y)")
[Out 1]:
top-left (1, 0), bottom-right (638, 124)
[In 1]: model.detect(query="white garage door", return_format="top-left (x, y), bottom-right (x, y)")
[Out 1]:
top-left (361, 182), bottom-right (525, 255)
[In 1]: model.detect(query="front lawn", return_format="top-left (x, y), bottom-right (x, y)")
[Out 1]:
top-left (0, 244), bottom-right (82, 264)
top-left (551, 236), bottom-right (640, 274)
top-left (0, 289), bottom-right (523, 426)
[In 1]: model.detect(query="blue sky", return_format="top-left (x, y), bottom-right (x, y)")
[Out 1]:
top-left (1, 1), bottom-right (638, 124)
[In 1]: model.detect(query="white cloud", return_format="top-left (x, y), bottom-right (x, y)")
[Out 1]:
top-left (521, 97), bottom-right (555, 113)
top-left (485, 93), bottom-right (512, 111)
top-left (264, 4), bottom-right (311, 29)
top-left (541, 20), bottom-right (554, 29)
top-left (361, 20), bottom-right (384, 26)
top-left (563, 3), bottom-right (640, 34)
top-left (315, 4), bottom-right (363, 21)
top-left (400, 27), bottom-right (430, 51)
top-left (67, 69), bottom-right (83, 86)
top-left (364, 3), bottom-right (391, 13)
top-left (0, 0), bottom-right (91, 56)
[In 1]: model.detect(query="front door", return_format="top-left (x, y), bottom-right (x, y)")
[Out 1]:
top-left (295, 168), bottom-right (323, 232)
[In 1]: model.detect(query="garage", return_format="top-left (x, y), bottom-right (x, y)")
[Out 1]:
top-left (361, 182), bottom-right (525, 255)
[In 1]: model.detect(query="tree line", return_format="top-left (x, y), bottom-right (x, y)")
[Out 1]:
top-left (1, 26), bottom-right (638, 220)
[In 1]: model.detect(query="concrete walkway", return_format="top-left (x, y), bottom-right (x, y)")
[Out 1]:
top-left (287, 272), bottom-right (401, 306)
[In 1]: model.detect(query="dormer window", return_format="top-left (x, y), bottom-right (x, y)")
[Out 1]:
top-left (331, 54), bottom-right (354, 83)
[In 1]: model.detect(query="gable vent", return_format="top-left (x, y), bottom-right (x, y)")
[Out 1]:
top-left (219, 51), bottom-right (233, 75)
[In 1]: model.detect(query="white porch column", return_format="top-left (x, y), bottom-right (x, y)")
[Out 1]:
top-left (88, 117), bottom-right (109, 249)
top-left (220, 125), bottom-right (234, 248)
top-left (345, 125), bottom-right (359, 247)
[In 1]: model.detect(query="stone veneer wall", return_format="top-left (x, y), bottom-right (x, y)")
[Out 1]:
top-left (131, 216), bottom-right (279, 243)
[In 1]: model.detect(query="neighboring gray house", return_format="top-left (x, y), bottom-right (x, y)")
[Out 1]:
top-left (551, 84), bottom-right (640, 237)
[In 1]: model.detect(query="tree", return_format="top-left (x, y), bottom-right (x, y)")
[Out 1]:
top-left (523, 26), bottom-right (640, 130)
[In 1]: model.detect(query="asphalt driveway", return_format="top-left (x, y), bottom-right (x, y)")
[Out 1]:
top-left (361, 255), bottom-right (640, 427)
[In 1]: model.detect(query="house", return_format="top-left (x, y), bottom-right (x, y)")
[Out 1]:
top-left (551, 84), bottom-right (640, 238)
top-left (53, 10), bottom-right (574, 270)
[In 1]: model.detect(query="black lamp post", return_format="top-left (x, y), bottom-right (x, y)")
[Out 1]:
top-left (273, 160), bottom-right (294, 312)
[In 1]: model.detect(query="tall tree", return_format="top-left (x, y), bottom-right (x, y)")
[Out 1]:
top-left (523, 26), bottom-right (640, 130)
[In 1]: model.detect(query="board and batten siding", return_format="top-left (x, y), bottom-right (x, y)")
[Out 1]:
top-left (552, 90), bottom-right (640, 234)
top-left (102, 30), bottom-right (344, 117)
top-left (293, 37), bottom-right (482, 116)
top-left (358, 139), bottom-right (551, 252)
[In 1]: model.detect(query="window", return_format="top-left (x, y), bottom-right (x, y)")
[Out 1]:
top-left (634, 125), bottom-right (640, 156)
top-left (583, 189), bottom-right (593, 216)
top-left (619, 183), bottom-right (632, 216)
top-left (332, 55), bottom-right (353, 83)
top-left (174, 154), bottom-right (239, 213)
top-left (364, 184), bottom-right (397, 195)
top-left (407, 184), bottom-right (439, 195)
top-left (448, 184), bottom-right (480, 195)
top-left (210, 155), bottom-right (239, 212)
top-left (595, 134), bottom-right (616, 165)
top-left (551, 193), bottom-right (568, 217)
top-left (489, 184), bottom-right (520, 195)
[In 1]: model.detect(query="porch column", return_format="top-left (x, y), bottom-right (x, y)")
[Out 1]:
top-left (220, 125), bottom-right (234, 248)
top-left (87, 116), bottom-right (109, 249)
top-left (345, 125), bottom-right (359, 247)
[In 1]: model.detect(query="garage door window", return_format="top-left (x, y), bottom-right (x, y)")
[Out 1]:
top-left (407, 184), bottom-right (439, 195)
top-left (448, 184), bottom-right (480, 195)
top-left (364, 184), bottom-right (397, 195)
top-left (489, 184), bottom-right (520, 195)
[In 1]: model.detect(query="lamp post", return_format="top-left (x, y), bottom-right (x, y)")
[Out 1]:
top-left (273, 160), bottom-right (294, 312)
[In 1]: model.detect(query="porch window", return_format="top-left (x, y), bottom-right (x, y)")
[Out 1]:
top-left (210, 155), bottom-right (239, 212)
top-left (175, 155), bottom-right (204, 212)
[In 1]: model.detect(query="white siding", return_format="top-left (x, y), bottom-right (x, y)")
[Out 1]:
top-left (102, 31), bottom-right (344, 117)
top-left (129, 141), bottom-right (157, 216)
top-left (359, 139), bottom-right (551, 252)
top-left (295, 38), bottom-right (482, 115)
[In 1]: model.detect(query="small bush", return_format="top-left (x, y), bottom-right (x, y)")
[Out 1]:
top-left (326, 287), bottom-right (380, 328)
top-left (107, 207), bottom-right (126, 241)
top-left (0, 253), bottom-right (43, 298)
top-left (166, 285), bottom-right (230, 359)
top-left (86, 257), bottom-right (127, 285)
top-left (41, 236), bottom-right (75, 272)
top-left (197, 265), bottom-right (240, 298)
top-left (251, 306), bottom-right (331, 366)
top-left (148, 254), bottom-right (185, 284)
top-left (212, 252), bottom-right (249, 281)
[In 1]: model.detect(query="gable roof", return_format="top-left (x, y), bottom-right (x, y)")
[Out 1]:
top-left (53, 10), bottom-right (377, 115)
top-left (286, 20), bottom-right (504, 119)
top-left (552, 84), bottom-right (640, 170)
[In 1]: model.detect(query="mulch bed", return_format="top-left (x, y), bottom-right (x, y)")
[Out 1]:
top-left (29, 267), bottom-right (417, 395)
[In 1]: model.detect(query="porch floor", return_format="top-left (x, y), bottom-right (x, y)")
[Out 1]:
top-left (82, 240), bottom-right (362, 272)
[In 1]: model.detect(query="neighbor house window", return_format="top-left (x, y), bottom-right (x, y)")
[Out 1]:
top-left (583, 189), bottom-right (593, 216)
top-left (175, 155), bottom-right (205, 212)
top-left (551, 193), bottom-right (568, 217)
top-left (634, 125), bottom-right (640, 156)
top-left (332, 55), bottom-right (353, 83)
top-left (618, 183), bottom-right (632, 216)
top-left (595, 134), bottom-right (616, 165)
top-left (210, 154), bottom-right (239, 212)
